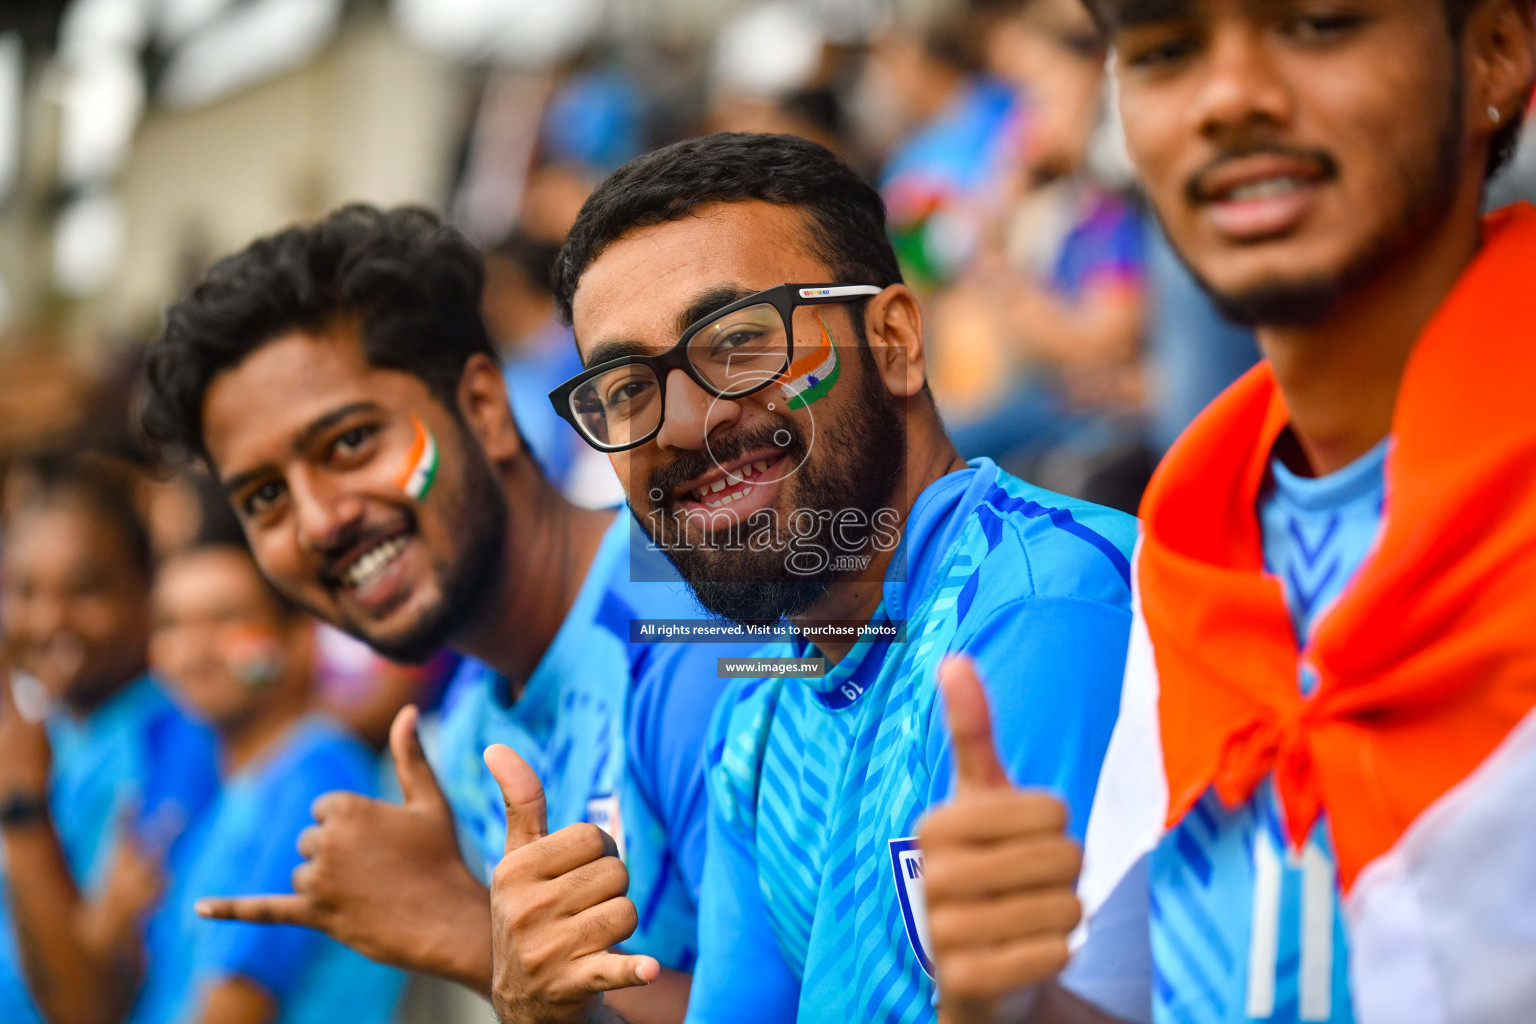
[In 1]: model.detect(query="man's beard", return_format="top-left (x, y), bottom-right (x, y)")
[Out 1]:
top-left (316, 427), bottom-right (508, 664)
top-left (1177, 81), bottom-right (1465, 328)
top-left (638, 346), bottom-right (907, 625)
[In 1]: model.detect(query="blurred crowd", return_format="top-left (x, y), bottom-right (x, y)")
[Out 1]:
top-left (0, 0), bottom-right (1532, 1021)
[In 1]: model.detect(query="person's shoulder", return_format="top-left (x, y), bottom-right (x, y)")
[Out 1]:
top-left (964, 469), bottom-right (1136, 610)
top-left (258, 716), bottom-right (378, 803)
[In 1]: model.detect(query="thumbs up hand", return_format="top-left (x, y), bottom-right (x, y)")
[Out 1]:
top-left (484, 744), bottom-right (658, 1024)
top-left (919, 657), bottom-right (1084, 1024)
top-left (196, 706), bottom-right (496, 991)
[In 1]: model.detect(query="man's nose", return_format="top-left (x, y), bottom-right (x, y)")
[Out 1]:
top-left (290, 472), bottom-right (367, 557)
top-left (1188, 23), bottom-right (1296, 142)
top-left (653, 368), bottom-right (742, 452)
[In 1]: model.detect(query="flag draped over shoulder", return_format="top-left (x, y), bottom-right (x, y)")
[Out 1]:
top-left (1078, 203), bottom-right (1536, 1022)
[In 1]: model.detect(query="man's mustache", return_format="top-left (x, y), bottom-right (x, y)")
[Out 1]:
top-left (1185, 143), bottom-right (1339, 204)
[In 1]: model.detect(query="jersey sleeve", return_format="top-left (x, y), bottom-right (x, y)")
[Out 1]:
top-left (931, 595), bottom-right (1130, 840)
top-left (683, 738), bottom-right (801, 1024)
top-left (191, 748), bottom-right (364, 1005)
top-left (626, 642), bottom-right (733, 895)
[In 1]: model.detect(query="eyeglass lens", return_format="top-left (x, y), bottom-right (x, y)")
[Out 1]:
top-left (566, 302), bottom-right (788, 448)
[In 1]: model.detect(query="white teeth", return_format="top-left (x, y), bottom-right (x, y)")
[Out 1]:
top-left (690, 458), bottom-right (777, 506)
top-left (1227, 177), bottom-right (1304, 201)
top-left (703, 483), bottom-right (754, 509)
top-left (343, 537), bottom-right (407, 590)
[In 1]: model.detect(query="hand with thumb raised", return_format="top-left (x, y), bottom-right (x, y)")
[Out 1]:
top-left (196, 705), bottom-right (495, 991)
top-left (919, 657), bottom-right (1084, 1024)
top-left (484, 743), bottom-right (657, 1024)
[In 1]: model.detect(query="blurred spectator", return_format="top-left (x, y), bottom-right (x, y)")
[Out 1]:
top-left (706, 87), bottom-right (850, 157)
top-left (936, 0), bottom-right (1152, 510)
top-left (0, 455), bottom-right (219, 1024)
top-left (130, 533), bottom-right (404, 1024)
top-left (703, 3), bottom-right (850, 156)
top-left (483, 226), bottom-right (584, 478)
top-left (540, 65), bottom-right (649, 179)
top-left (868, 9), bottom-right (1020, 288)
top-left (484, 220), bottom-right (624, 508)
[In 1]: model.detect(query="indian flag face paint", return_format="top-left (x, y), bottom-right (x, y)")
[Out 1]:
top-left (394, 414), bottom-right (439, 501)
top-left (779, 315), bottom-right (841, 410)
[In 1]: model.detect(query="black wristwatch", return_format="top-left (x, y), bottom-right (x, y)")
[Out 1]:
top-left (0, 792), bottom-right (49, 830)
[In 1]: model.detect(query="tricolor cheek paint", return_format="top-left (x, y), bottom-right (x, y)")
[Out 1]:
top-left (222, 626), bottom-right (284, 688)
top-left (395, 414), bottom-right (440, 501)
top-left (779, 315), bottom-right (841, 410)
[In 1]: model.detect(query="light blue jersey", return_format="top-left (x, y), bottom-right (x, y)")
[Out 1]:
top-left (687, 459), bottom-right (1137, 1024)
top-left (133, 715), bottom-right (403, 1024)
top-left (433, 513), bottom-right (738, 971)
top-left (0, 677), bottom-right (219, 1024)
top-left (1149, 439), bottom-right (1387, 1024)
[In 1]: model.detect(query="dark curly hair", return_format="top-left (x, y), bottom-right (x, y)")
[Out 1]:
top-left (553, 132), bottom-right (904, 324)
top-left (138, 204), bottom-right (496, 464)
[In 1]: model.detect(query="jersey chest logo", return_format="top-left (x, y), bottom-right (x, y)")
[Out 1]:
top-left (888, 836), bottom-right (935, 977)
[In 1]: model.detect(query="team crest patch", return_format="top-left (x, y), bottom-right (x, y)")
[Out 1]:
top-left (889, 836), bottom-right (935, 977)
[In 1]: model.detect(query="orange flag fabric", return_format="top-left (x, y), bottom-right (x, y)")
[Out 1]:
top-left (1136, 202), bottom-right (1536, 891)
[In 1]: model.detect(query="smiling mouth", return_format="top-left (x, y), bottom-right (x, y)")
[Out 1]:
top-left (677, 452), bottom-right (787, 510)
top-left (330, 533), bottom-right (411, 593)
top-left (1217, 176), bottom-right (1312, 202)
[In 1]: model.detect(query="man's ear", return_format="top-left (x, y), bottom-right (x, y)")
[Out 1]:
top-left (862, 285), bottom-right (928, 400)
top-left (1467, 0), bottom-right (1536, 134)
top-left (457, 353), bottom-right (525, 464)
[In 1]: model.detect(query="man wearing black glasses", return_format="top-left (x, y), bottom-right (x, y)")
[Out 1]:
top-left (546, 132), bottom-right (1147, 1024)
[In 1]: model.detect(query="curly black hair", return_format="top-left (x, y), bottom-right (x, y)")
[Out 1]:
top-left (553, 132), bottom-right (904, 324)
top-left (138, 204), bottom-right (496, 464)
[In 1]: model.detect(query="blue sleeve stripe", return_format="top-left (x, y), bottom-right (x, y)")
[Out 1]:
top-left (983, 487), bottom-right (1132, 588)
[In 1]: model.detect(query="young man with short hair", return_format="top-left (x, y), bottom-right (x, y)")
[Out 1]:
top-left (543, 131), bottom-right (1144, 1024)
top-left (138, 205), bottom-right (741, 1024)
top-left (917, 0), bottom-right (1536, 1019)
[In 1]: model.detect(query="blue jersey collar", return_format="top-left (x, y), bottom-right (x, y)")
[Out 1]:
top-left (791, 459), bottom-right (995, 706)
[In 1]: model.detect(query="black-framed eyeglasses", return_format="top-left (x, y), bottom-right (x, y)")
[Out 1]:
top-left (548, 283), bottom-right (883, 453)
